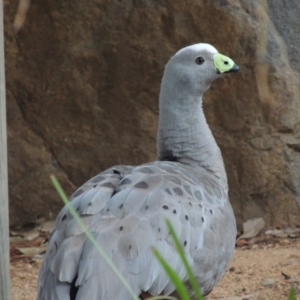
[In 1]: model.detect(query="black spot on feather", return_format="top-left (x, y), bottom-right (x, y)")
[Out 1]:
top-left (194, 191), bottom-right (202, 201)
top-left (165, 188), bottom-right (172, 195)
top-left (184, 185), bottom-right (192, 195)
top-left (174, 187), bottom-right (183, 196)
top-left (119, 178), bottom-right (132, 186)
top-left (134, 181), bottom-right (149, 189)
top-left (90, 175), bottom-right (105, 183)
top-left (72, 189), bottom-right (84, 198)
top-left (101, 182), bottom-right (115, 188)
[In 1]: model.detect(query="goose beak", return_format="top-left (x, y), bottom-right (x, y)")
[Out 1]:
top-left (214, 53), bottom-right (240, 74)
top-left (224, 63), bottom-right (240, 74)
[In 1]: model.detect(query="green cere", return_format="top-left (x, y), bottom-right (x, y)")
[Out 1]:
top-left (213, 53), bottom-right (235, 74)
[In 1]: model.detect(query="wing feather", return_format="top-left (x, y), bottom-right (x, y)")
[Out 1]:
top-left (37, 162), bottom-right (236, 300)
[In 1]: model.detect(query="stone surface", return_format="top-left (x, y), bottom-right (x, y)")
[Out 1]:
top-left (261, 278), bottom-right (275, 287)
top-left (4, 0), bottom-right (300, 228)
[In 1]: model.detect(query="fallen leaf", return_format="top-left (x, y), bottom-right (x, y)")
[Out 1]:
top-left (23, 229), bottom-right (40, 241)
top-left (16, 246), bottom-right (47, 256)
top-left (239, 218), bottom-right (265, 239)
top-left (10, 228), bottom-right (41, 241)
top-left (38, 220), bottom-right (55, 233)
top-left (10, 236), bottom-right (26, 243)
top-left (236, 239), bottom-right (249, 247)
top-left (10, 230), bottom-right (23, 236)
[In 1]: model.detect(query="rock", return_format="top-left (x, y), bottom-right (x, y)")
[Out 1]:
top-left (279, 239), bottom-right (290, 245)
top-left (261, 278), bottom-right (275, 286)
top-left (265, 229), bottom-right (288, 238)
top-left (4, 0), bottom-right (300, 227)
top-left (265, 228), bottom-right (300, 238)
top-left (281, 272), bottom-right (291, 280)
top-left (288, 232), bottom-right (300, 239)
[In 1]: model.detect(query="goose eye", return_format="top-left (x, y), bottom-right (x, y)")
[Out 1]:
top-left (195, 57), bottom-right (205, 65)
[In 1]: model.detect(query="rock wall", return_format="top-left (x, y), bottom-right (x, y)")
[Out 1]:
top-left (5, 0), bottom-right (300, 229)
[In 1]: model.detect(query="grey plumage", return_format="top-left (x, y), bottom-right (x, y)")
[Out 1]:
top-left (37, 43), bottom-right (238, 300)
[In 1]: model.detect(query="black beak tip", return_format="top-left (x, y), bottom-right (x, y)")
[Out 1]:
top-left (217, 63), bottom-right (240, 74)
top-left (230, 63), bottom-right (240, 73)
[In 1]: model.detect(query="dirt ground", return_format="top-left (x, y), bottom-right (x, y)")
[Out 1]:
top-left (10, 236), bottom-right (300, 300)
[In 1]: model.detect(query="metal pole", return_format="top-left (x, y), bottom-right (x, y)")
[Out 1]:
top-left (0, 0), bottom-right (11, 296)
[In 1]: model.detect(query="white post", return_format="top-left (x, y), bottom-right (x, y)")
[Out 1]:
top-left (0, 0), bottom-right (10, 297)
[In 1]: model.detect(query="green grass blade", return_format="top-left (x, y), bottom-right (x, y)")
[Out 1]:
top-left (148, 296), bottom-right (177, 300)
top-left (50, 175), bottom-right (140, 300)
top-left (165, 219), bottom-right (203, 300)
top-left (152, 247), bottom-right (190, 300)
top-left (288, 286), bottom-right (296, 300)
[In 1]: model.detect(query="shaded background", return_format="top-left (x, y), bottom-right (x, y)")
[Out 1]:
top-left (4, 0), bottom-right (300, 229)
